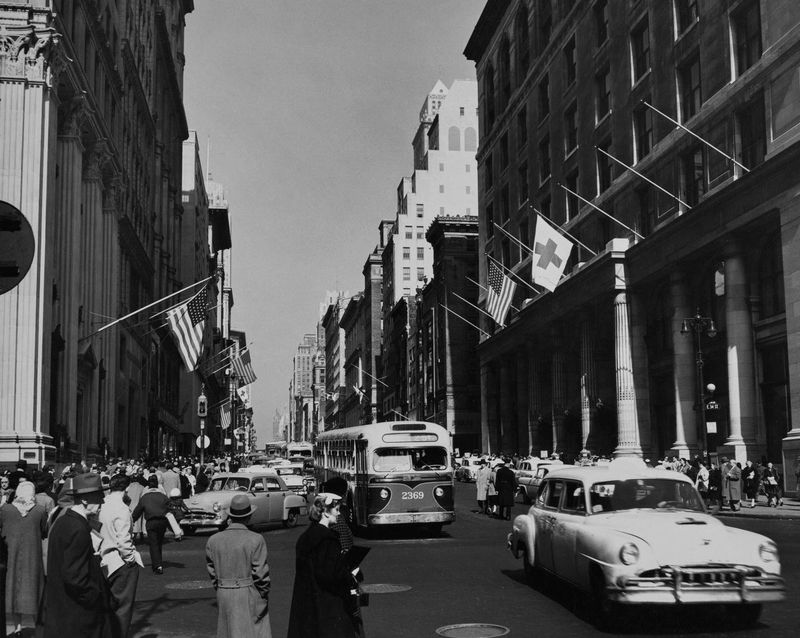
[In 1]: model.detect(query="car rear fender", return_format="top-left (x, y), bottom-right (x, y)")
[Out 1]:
top-left (509, 511), bottom-right (536, 562)
top-left (284, 493), bottom-right (307, 513)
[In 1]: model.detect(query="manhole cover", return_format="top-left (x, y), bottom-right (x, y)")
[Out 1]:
top-left (360, 583), bottom-right (411, 594)
top-left (435, 624), bottom-right (510, 638)
top-left (164, 580), bottom-right (213, 590)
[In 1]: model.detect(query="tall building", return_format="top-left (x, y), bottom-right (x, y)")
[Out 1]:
top-left (321, 292), bottom-right (351, 430)
top-left (0, 0), bottom-right (197, 463)
top-left (290, 334), bottom-right (318, 441)
top-left (465, 1), bottom-right (800, 492)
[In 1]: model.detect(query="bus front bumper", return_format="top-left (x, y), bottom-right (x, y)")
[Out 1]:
top-left (368, 511), bottom-right (455, 525)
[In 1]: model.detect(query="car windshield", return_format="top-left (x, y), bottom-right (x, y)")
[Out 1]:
top-left (588, 478), bottom-right (705, 513)
top-left (209, 477), bottom-right (250, 491)
top-left (373, 446), bottom-right (449, 472)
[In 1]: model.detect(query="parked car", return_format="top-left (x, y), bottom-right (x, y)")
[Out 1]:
top-left (454, 456), bottom-right (485, 482)
top-left (507, 459), bottom-right (785, 629)
top-left (516, 459), bottom-right (563, 504)
top-left (180, 471), bottom-right (308, 533)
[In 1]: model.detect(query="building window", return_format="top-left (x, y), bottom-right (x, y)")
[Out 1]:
top-left (499, 36), bottom-right (512, 110)
top-left (540, 194), bottom-right (551, 219)
top-left (733, 1), bottom-right (761, 76)
top-left (403, 267), bottom-right (411, 281)
top-left (595, 0), bottom-right (609, 45)
top-left (466, 164), bottom-right (471, 172)
top-left (565, 169), bottom-right (579, 221)
top-left (771, 65), bottom-right (800, 139)
top-left (460, 107), bottom-right (465, 116)
top-left (675, 0), bottom-right (698, 35)
top-left (417, 226), bottom-right (424, 239)
top-left (739, 93), bottom-right (766, 169)
top-left (681, 147), bottom-right (705, 206)
top-left (439, 162), bottom-right (445, 171)
top-left (405, 229), bottom-right (412, 239)
top-left (417, 267), bottom-right (425, 281)
top-left (500, 132), bottom-right (509, 169)
top-left (564, 102), bottom-right (578, 153)
top-left (564, 36), bottom-right (577, 86)
top-left (637, 187), bottom-right (656, 236)
top-left (485, 154), bottom-right (494, 190)
top-left (539, 136), bottom-right (551, 183)
top-left (516, 3), bottom-right (530, 83)
top-left (465, 127), bottom-right (478, 151)
top-left (631, 18), bottom-right (650, 82)
top-left (518, 162), bottom-right (529, 205)
top-left (486, 202), bottom-right (495, 237)
top-left (679, 55), bottom-right (702, 122)
top-left (403, 247), bottom-right (410, 260)
top-left (538, 75), bottom-right (550, 121)
top-left (417, 247), bottom-right (425, 260)
top-left (500, 184), bottom-right (510, 221)
top-left (466, 185), bottom-right (471, 194)
top-left (597, 139), bottom-right (612, 194)
top-left (485, 64), bottom-right (496, 130)
top-left (595, 67), bottom-right (611, 122)
top-left (759, 235), bottom-right (785, 318)
top-left (633, 101), bottom-right (653, 161)
top-left (520, 219), bottom-right (530, 252)
top-left (416, 203), bottom-right (424, 217)
top-left (501, 239), bottom-right (511, 266)
top-left (517, 106), bottom-right (528, 148)
top-left (439, 184), bottom-right (445, 193)
top-left (538, 0), bottom-right (552, 50)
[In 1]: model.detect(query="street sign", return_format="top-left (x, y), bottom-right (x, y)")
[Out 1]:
top-left (195, 435), bottom-right (210, 449)
top-left (0, 201), bottom-right (35, 295)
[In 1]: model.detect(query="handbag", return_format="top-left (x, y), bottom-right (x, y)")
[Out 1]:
top-left (766, 476), bottom-right (778, 485)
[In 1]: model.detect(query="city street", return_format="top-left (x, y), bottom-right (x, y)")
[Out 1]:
top-left (131, 482), bottom-right (800, 638)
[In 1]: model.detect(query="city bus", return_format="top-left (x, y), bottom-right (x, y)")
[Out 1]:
top-left (286, 441), bottom-right (313, 461)
top-left (314, 421), bottom-right (454, 533)
top-left (264, 441), bottom-right (286, 458)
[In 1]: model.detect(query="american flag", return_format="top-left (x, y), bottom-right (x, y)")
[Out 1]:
top-left (166, 286), bottom-right (208, 371)
top-left (486, 260), bottom-right (516, 327)
top-left (231, 348), bottom-right (257, 386)
top-left (220, 402), bottom-right (231, 429)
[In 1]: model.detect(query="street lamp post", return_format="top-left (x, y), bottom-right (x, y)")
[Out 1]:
top-left (681, 309), bottom-right (717, 464)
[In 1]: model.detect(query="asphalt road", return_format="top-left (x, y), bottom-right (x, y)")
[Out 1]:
top-left (130, 482), bottom-right (800, 638)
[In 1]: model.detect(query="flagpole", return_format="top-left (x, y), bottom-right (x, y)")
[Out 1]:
top-left (349, 363), bottom-right (388, 387)
top-left (642, 100), bottom-right (750, 173)
top-left (80, 274), bottom-right (215, 342)
top-left (557, 183), bottom-right (645, 240)
top-left (595, 146), bottom-right (692, 209)
top-left (527, 206), bottom-right (596, 256)
top-left (494, 222), bottom-right (535, 257)
top-left (451, 291), bottom-right (497, 323)
top-left (441, 304), bottom-right (491, 338)
top-left (466, 276), bottom-right (520, 312)
top-left (486, 253), bottom-right (539, 295)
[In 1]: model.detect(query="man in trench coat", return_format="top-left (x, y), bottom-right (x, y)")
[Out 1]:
top-left (722, 457), bottom-right (742, 511)
top-left (206, 494), bottom-right (271, 638)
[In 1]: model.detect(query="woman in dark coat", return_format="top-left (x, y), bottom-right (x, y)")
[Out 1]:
top-left (287, 492), bottom-right (359, 638)
top-left (742, 460), bottom-right (759, 507)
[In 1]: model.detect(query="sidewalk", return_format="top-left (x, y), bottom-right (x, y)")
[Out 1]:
top-left (713, 493), bottom-right (800, 520)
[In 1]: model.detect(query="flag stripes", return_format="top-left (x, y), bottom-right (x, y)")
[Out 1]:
top-left (231, 348), bottom-right (257, 385)
top-left (166, 287), bottom-right (208, 371)
top-left (485, 260), bottom-right (516, 326)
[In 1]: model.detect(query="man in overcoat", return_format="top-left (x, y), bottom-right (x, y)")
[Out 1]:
top-left (44, 473), bottom-right (113, 638)
top-left (494, 460), bottom-right (517, 520)
top-left (205, 494), bottom-right (271, 638)
top-left (722, 457), bottom-right (742, 511)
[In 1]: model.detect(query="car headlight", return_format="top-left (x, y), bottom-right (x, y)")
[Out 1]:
top-left (212, 502), bottom-right (221, 513)
top-left (434, 487), bottom-right (444, 497)
top-left (619, 542), bottom-right (640, 565)
top-left (759, 541), bottom-right (779, 562)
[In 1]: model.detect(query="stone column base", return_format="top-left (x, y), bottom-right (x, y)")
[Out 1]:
top-left (0, 433), bottom-right (55, 467)
top-left (669, 443), bottom-right (700, 461)
top-left (717, 440), bottom-right (750, 465)
top-left (781, 433), bottom-right (800, 498)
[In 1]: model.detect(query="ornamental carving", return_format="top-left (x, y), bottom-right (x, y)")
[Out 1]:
top-left (0, 24), bottom-right (66, 85)
top-left (83, 140), bottom-right (111, 182)
top-left (58, 95), bottom-right (89, 138)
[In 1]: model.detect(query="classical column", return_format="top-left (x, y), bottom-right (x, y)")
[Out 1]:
top-left (580, 319), bottom-right (597, 450)
top-left (499, 358), bottom-right (513, 454)
top-left (722, 241), bottom-right (754, 464)
top-left (613, 292), bottom-right (642, 457)
top-left (527, 348), bottom-right (544, 455)
top-left (551, 329), bottom-right (566, 456)
top-left (670, 272), bottom-right (698, 458)
top-left (516, 350), bottom-right (529, 456)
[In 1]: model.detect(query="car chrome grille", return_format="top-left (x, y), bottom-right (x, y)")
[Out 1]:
top-left (640, 566), bottom-right (759, 586)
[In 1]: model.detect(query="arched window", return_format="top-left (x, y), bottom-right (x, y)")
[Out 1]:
top-left (485, 64), bottom-right (496, 130)
top-left (448, 126), bottom-right (461, 151)
top-left (464, 127), bottom-right (477, 152)
top-left (499, 36), bottom-right (512, 110)
top-left (759, 236), bottom-right (785, 318)
top-left (515, 3), bottom-right (530, 84)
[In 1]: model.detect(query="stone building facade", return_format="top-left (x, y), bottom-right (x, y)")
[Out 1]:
top-left (465, 0), bottom-right (800, 491)
top-left (0, 0), bottom-right (200, 464)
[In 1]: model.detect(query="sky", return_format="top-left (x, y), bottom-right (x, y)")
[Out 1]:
top-left (182, 0), bottom-right (487, 444)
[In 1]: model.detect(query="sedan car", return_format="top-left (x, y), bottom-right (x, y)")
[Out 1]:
top-left (516, 459), bottom-right (563, 504)
top-left (454, 457), bottom-right (484, 482)
top-left (180, 471), bottom-right (308, 533)
top-left (507, 459), bottom-right (784, 629)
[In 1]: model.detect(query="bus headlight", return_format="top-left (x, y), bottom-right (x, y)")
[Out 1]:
top-left (434, 487), bottom-right (444, 497)
top-left (379, 488), bottom-right (390, 500)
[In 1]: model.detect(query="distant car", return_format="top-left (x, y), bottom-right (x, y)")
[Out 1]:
top-left (454, 457), bottom-right (484, 482)
top-left (516, 459), bottom-right (563, 504)
top-left (272, 462), bottom-right (312, 498)
top-left (507, 460), bottom-right (785, 629)
top-left (180, 471), bottom-right (308, 533)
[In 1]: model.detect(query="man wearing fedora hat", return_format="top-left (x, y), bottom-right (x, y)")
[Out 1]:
top-left (205, 493), bottom-right (272, 638)
top-left (44, 473), bottom-right (114, 638)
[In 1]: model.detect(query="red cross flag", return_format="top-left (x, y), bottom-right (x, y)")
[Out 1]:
top-left (532, 215), bottom-right (573, 292)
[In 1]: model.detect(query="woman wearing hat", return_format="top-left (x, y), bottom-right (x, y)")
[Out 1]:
top-left (205, 493), bottom-right (272, 638)
top-left (287, 492), bottom-right (361, 638)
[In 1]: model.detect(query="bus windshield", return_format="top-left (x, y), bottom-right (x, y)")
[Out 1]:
top-left (373, 446), bottom-right (449, 472)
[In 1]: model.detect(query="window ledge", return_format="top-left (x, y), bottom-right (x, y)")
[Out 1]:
top-left (631, 69), bottom-right (651, 91)
top-left (595, 111), bottom-right (612, 128)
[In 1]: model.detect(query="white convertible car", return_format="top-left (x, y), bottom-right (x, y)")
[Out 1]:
top-left (507, 459), bottom-right (784, 628)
